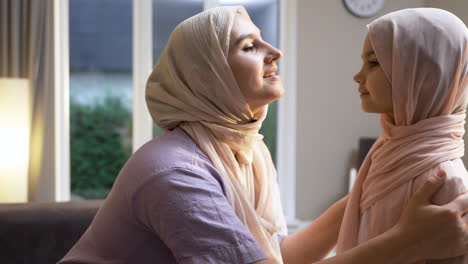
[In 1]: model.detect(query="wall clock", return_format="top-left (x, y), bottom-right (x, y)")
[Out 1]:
top-left (343, 0), bottom-right (385, 18)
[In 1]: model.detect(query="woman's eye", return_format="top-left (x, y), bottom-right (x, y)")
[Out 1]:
top-left (242, 45), bottom-right (256, 52)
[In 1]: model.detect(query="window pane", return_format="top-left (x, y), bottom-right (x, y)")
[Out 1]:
top-left (220, 0), bottom-right (279, 163)
top-left (69, 0), bottom-right (133, 200)
top-left (152, 0), bottom-right (204, 137)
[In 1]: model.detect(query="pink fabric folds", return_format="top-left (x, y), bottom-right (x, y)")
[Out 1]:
top-left (337, 8), bottom-right (468, 257)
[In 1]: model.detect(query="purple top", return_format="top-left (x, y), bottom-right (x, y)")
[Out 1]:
top-left (59, 128), bottom-right (275, 264)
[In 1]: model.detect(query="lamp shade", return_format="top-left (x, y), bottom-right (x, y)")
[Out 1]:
top-left (0, 78), bottom-right (30, 203)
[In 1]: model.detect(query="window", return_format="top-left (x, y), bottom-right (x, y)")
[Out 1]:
top-left (69, 0), bottom-right (133, 200)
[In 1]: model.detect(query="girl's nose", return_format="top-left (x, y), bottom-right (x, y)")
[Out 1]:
top-left (353, 70), bottom-right (363, 84)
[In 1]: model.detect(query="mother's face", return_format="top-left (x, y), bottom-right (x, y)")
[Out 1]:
top-left (227, 14), bottom-right (284, 116)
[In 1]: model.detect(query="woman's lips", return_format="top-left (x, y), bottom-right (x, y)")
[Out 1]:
top-left (264, 74), bottom-right (281, 81)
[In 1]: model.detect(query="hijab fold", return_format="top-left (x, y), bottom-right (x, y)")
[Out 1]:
top-left (146, 6), bottom-right (286, 263)
top-left (337, 8), bottom-right (468, 253)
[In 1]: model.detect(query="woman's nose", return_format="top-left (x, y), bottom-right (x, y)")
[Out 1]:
top-left (265, 46), bottom-right (282, 63)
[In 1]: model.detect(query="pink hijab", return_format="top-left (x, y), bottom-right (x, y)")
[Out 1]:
top-left (337, 8), bottom-right (468, 253)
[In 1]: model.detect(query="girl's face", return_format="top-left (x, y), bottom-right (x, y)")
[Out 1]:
top-left (354, 35), bottom-right (393, 114)
top-left (228, 14), bottom-right (284, 115)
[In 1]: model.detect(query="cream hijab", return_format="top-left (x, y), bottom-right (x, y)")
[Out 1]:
top-left (338, 8), bottom-right (468, 252)
top-left (146, 6), bottom-right (287, 262)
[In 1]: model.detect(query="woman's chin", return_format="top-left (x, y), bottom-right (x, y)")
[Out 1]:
top-left (262, 88), bottom-right (284, 104)
top-left (270, 85), bottom-right (285, 100)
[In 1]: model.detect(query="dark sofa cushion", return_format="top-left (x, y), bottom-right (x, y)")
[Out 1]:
top-left (0, 200), bottom-right (102, 264)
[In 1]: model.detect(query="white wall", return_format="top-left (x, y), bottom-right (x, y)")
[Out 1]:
top-left (295, 0), bottom-right (425, 220)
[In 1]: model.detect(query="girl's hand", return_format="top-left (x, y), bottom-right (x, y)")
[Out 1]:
top-left (394, 170), bottom-right (468, 261)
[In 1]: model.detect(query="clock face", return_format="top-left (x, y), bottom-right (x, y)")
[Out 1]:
top-left (343, 0), bottom-right (385, 18)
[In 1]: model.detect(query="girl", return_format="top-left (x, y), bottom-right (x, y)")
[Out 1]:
top-left (338, 8), bottom-right (468, 264)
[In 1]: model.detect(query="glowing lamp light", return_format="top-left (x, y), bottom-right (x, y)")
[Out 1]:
top-left (0, 78), bottom-right (30, 203)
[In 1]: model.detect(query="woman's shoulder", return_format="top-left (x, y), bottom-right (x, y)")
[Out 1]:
top-left (112, 127), bottom-right (222, 191)
top-left (109, 127), bottom-right (227, 207)
top-left (130, 127), bottom-right (213, 173)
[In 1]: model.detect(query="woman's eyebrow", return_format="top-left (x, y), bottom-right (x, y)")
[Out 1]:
top-left (235, 31), bottom-right (262, 45)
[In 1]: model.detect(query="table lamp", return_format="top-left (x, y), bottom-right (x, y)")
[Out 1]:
top-left (0, 78), bottom-right (30, 203)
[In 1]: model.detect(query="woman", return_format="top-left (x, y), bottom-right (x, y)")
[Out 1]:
top-left (60, 6), bottom-right (468, 264)
top-left (338, 8), bottom-right (468, 263)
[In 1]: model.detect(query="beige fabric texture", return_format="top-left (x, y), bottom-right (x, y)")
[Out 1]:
top-left (337, 8), bottom-right (468, 263)
top-left (146, 6), bottom-right (286, 263)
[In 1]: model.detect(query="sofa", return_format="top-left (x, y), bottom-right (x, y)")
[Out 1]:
top-left (0, 200), bottom-right (103, 264)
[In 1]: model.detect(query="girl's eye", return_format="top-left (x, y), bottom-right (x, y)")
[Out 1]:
top-left (368, 60), bottom-right (379, 67)
top-left (242, 45), bottom-right (256, 52)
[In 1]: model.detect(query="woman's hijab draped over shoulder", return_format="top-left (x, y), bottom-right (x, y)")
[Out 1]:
top-left (338, 8), bottom-right (468, 253)
top-left (146, 6), bottom-right (287, 263)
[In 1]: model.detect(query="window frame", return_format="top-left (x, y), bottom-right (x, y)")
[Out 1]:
top-left (132, 0), bottom-right (154, 152)
top-left (277, 0), bottom-right (298, 225)
top-left (55, 0), bottom-right (70, 201)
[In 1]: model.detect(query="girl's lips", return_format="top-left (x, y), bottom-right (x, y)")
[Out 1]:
top-left (359, 89), bottom-right (369, 96)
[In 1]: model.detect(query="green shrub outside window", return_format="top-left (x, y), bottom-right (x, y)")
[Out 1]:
top-left (70, 96), bottom-right (132, 199)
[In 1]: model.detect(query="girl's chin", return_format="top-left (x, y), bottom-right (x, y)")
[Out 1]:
top-left (360, 102), bottom-right (377, 114)
top-left (360, 105), bottom-right (392, 115)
